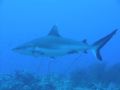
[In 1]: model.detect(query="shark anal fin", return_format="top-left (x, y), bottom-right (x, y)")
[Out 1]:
top-left (50, 57), bottom-right (56, 59)
top-left (84, 50), bottom-right (88, 54)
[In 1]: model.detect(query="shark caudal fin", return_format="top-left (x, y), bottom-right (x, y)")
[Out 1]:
top-left (92, 29), bottom-right (118, 61)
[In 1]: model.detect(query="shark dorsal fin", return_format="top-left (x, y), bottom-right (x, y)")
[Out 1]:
top-left (48, 25), bottom-right (61, 37)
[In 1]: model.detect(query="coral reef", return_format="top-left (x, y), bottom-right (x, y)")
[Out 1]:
top-left (0, 63), bottom-right (120, 90)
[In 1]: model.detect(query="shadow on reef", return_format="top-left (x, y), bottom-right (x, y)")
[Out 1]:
top-left (0, 63), bottom-right (120, 90)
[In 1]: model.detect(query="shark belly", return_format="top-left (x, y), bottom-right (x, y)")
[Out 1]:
top-left (35, 44), bottom-right (87, 57)
top-left (35, 47), bottom-right (70, 57)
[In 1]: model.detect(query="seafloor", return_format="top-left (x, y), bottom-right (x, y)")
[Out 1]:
top-left (0, 63), bottom-right (120, 90)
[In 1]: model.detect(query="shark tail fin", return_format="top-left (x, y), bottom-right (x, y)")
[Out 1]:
top-left (92, 29), bottom-right (118, 61)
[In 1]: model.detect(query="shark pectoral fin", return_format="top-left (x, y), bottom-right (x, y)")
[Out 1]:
top-left (67, 50), bottom-right (78, 54)
top-left (32, 50), bottom-right (45, 57)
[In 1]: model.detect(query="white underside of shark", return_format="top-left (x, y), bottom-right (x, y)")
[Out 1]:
top-left (13, 25), bottom-right (118, 60)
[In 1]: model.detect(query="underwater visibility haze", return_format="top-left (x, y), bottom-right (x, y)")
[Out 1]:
top-left (1, 0), bottom-right (120, 89)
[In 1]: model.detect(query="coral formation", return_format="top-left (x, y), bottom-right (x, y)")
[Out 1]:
top-left (0, 63), bottom-right (120, 90)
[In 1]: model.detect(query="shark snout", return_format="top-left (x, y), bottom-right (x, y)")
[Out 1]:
top-left (12, 46), bottom-right (25, 52)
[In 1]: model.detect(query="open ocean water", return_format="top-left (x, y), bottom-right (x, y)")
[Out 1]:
top-left (0, 0), bottom-right (120, 90)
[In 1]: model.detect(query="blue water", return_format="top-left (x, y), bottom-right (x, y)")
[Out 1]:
top-left (1, 0), bottom-right (120, 89)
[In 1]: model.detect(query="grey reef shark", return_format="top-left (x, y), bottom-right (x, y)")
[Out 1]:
top-left (12, 25), bottom-right (118, 61)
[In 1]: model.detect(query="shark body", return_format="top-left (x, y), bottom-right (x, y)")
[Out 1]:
top-left (13, 25), bottom-right (118, 60)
